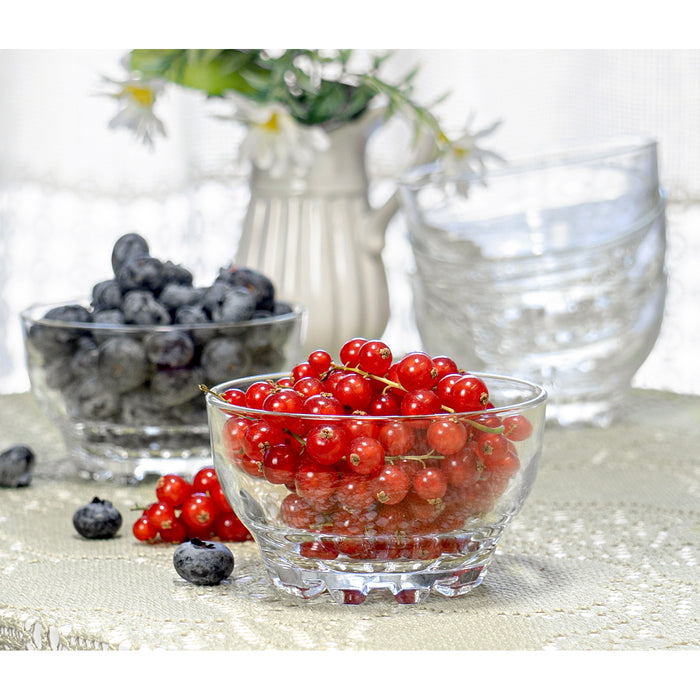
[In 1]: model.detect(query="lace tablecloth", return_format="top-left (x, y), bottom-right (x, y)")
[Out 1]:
top-left (1, 390), bottom-right (698, 651)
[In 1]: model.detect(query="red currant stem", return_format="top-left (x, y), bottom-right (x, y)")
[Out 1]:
top-left (331, 362), bottom-right (405, 391)
top-left (463, 419), bottom-right (504, 434)
top-left (199, 384), bottom-right (228, 402)
top-left (386, 450), bottom-right (445, 465)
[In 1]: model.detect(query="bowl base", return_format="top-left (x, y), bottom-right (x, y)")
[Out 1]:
top-left (262, 546), bottom-right (496, 605)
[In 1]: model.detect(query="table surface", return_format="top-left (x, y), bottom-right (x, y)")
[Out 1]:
top-left (1, 389), bottom-right (698, 651)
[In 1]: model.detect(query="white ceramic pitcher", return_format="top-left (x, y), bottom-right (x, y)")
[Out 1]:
top-left (234, 109), bottom-right (407, 357)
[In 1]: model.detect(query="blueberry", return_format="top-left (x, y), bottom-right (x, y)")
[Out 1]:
top-left (116, 255), bottom-right (166, 294)
top-left (69, 336), bottom-right (99, 379)
top-left (210, 286), bottom-right (257, 323)
top-left (158, 283), bottom-right (203, 314)
top-left (44, 355), bottom-right (75, 390)
top-left (72, 497), bottom-right (122, 539)
top-left (173, 538), bottom-right (234, 585)
top-left (91, 279), bottom-right (123, 312)
top-left (0, 445), bottom-right (35, 488)
top-left (173, 304), bottom-right (209, 325)
top-left (71, 375), bottom-right (121, 419)
top-left (122, 290), bottom-right (171, 325)
top-left (120, 389), bottom-right (169, 425)
top-left (161, 260), bottom-right (194, 287)
top-left (150, 367), bottom-right (206, 408)
top-left (216, 266), bottom-right (275, 311)
top-left (29, 304), bottom-right (92, 356)
top-left (111, 233), bottom-right (149, 274)
top-left (201, 336), bottom-right (251, 384)
top-left (143, 330), bottom-right (195, 368)
top-left (97, 336), bottom-right (149, 393)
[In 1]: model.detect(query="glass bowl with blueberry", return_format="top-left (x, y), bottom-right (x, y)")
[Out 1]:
top-left (203, 338), bottom-right (547, 605)
top-left (20, 233), bottom-right (307, 483)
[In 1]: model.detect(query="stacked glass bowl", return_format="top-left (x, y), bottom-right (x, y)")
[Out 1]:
top-left (399, 137), bottom-right (667, 427)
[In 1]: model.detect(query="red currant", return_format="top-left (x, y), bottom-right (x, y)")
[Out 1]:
top-left (366, 392), bottom-right (401, 416)
top-left (345, 436), bottom-right (385, 476)
top-left (373, 463), bottom-right (410, 505)
top-left (294, 376), bottom-right (324, 399)
top-left (335, 473), bottom-right (377, 512)
top-left (339, 337), bottom-right (367, 367)
top-left (280, 493), bottom-right (321, 529)
top-left (158, 516), bottom-right (189, 543)
top-left (294, 460), bottom-right (340, 504)
top-left (242, 420), bottom-right (287, 461)
top-left (378, 420), bottom-right (415, 456)
top-left (145, 502), bottom-right (178, 531)
top-left (181, 493), bottom-right (219, 532)
top-left (245, 380), bottom-right (275, 409)
top-left (132, 515), bottom-right (158, 542)
top-left (357, 340), bottom-right (393, 376)
top-left (222, 416), bottom-right (253, 459)
top-left (192, 466), bottom-right (218, 495)
top-left (396, 352), bottom-right (438, 391)
top-left (262, 442), bottom-right (301, 485)
top-left (213, 510), bottom-right (251, 542)
top-left (448, 375), bottom-right (490, 412)
top-left (304, 423), bottom-right (350, 466)
top-left (303, 393), bottom-right (344, 416)
top-left (413, 467), bottom-right (448, 501)
top-left (503, 414), bottom-right (533, 441)
top-left (308, 349), bottom-right (332, 375)
top-left (400, 389), bottom-right (442, 417)
top-left (221, 387), bottom-right (247, 407)
top-left (426, 418), bottom-right (468, 455)
top-left (292, 361), bottom-right (317, 381)
top-left (155, 473), bottom-right (193, 508)
top-left (442, 446), bottom-right (480, 488)
top-left (334, 373), bottom-right (373, 411)
top-left (432, 355), bottom-right (459, 381)
top-left (475, 432), bottom-right (510, 467)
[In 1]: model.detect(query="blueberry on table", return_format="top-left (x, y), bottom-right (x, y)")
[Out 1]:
top-left (0, 445), bottom-right (35, 488)
top-left (72, 497), bottom-right (123, 539)
top-left (111, 232), bottom-right (149, 274)
top-left (173, 538), bottom-right (234, 585)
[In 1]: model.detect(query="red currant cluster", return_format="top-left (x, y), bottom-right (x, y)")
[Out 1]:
top-left (212, 338), bottom-right (533, 560)
top-left (132, 467), bottom-right (252, 544)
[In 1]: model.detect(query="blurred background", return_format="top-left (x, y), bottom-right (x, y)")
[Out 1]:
top-left (1, 49), bottom-right (699, 395)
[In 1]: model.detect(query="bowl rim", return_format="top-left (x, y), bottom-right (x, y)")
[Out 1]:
top-left (398, 134), bottom-right (659, 189)
top-left (20, 299), bottom-right (307, 333)
top-left (205, 370), bottom-right (548, 422)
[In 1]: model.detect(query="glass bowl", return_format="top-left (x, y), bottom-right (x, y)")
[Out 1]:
top-left (399, 136), bottom-right (666, 427)
top-left (21, 301), bottom-right (307, 483)
top-left (205, 371), bottom-right (547, 605)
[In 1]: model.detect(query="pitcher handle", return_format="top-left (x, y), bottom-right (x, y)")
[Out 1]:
top-left (366, 128), bottom-right (437, 253)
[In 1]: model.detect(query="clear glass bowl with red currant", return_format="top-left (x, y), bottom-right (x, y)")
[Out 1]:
top-left (204, 338), bottom-right (547, 605)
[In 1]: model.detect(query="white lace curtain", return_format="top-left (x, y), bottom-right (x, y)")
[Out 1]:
top-left (1, 49), bottom-right (698, 394)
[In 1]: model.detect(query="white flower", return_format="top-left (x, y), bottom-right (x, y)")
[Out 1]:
top-left (441, 113), bottom-right (505, 179)
top-left (101, 74), bottom-right (167, 147)
top-left (217, 93), bottom-right (330, 177)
